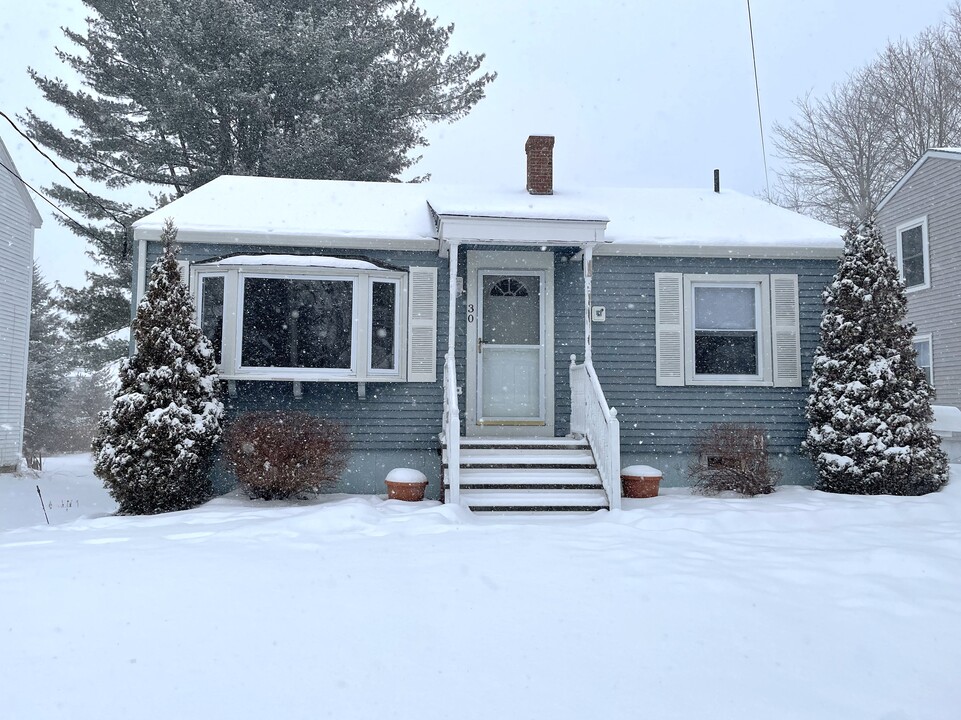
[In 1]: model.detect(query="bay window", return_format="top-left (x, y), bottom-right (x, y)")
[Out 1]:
top-left (187, 255), bottom-right (436, 383)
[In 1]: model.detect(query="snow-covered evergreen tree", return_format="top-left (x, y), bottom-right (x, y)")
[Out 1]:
top-left (24, 0), bottom-right (495, 365)
top-left (23, 263), bottom-right (72, 458)
top-left (804, 220), bottom-right (947, 495)
top-left (93, 219), bottom-right (222, 514)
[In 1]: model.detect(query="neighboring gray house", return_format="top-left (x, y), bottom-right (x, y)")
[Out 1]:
top-left (132, 136), bottom-right (842, 511)
top-left (876, 148), bottom-right (961, 413)
top-left (0, 136), bottom-right (41, 472)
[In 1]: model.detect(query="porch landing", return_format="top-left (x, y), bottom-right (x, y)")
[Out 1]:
top-left (441, 437), bottom-right (610, 513)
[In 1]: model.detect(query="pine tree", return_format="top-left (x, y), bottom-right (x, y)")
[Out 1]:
top-left (23, 263), bottom-right (72, 457)
top-left (22, 0), bottom-right (495, 361)
top-left (93, 220), bottom-right (223, 514)
top-left (804, 220), bottom-right (948, 495)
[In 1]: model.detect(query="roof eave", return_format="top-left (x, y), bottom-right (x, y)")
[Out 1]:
top-left (876, 149), bottom-right (961, 213)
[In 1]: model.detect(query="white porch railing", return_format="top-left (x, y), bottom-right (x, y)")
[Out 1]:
top-left (569, 355), bottom-right (621, 510)
top-left (442, 352), bottom-right (460, 504)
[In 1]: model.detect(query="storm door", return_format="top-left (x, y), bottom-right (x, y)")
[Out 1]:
top-left (466, 252), bottom-right (554, 437)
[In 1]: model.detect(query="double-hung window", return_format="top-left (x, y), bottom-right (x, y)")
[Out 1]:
top-left (896, 217), bottom-right (930, 291)
top-left (655, 272), bottom-right (801, 387)
top-left (188, 255), bottom-right (437, 383)
top-left (691, 282), bottom-right (763, 381)
top-left (913, 334), bottom-right (934, 387)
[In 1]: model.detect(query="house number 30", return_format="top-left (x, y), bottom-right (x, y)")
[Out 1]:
top-left (467, 304), bottom-right (475, 323)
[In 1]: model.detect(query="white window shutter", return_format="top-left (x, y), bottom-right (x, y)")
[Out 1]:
top-left (407, 267), bottom-right (438, 382)
top-left (771, 274), bottom-right (802, 387)
top-left (176, 260), bottom-right (191, 290)
top-left (655, 273), bottom-right (684, 386)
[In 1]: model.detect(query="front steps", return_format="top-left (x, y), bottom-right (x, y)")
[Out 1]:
top-left (441, 437), bottom-right (610, 513)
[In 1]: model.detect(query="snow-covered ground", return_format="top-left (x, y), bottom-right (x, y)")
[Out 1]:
top-left (2, 456), bottom-right (960, 720)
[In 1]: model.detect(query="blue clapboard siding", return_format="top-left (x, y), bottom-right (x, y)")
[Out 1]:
top-left (587, 255), bottom-right (836, 484)
top-left (139, 240), bottom-right (836, 490)
top-left (141, 241), bottom-right (448, 493)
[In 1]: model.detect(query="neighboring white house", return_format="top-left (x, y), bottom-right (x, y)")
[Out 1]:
top-left (0, 136), bottom-right (41, 471)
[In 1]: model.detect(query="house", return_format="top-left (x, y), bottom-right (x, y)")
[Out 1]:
top-left (0, 136), bottom-right (42, 472)
top-left (876, 148), bottom-right (961, 416)
top-left (132, 136), bottom-right (842, 511)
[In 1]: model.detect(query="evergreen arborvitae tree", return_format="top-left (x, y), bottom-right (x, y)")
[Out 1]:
top-left (23, 0), bottom-right (495, 362)
top-left (23, 263), bottom-right (72, 456)
top-left (804, 220), bottom-right (948, 495)
top-left (93, 220), bottom-right (223, 514)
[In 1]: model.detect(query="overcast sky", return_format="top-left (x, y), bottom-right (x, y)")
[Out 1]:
top-left (0, 0), bottom-right (955, 288)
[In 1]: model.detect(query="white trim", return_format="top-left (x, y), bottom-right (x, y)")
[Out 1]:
top-left (913, 332), bottom-right (934, 388)
top-left (236, 273), bottom-right (359, 378)
top-left (466, 250), bottom-right (555, 437)
top-left (876, 150), bottom-right (961, 213)
top-left (594, 242), bottom-right (842, 260)
top-left (0, 137), bottom-right (42, 228)
top-left (196, 271), bottom-right (227, 367)
top-left (896, 216), bottom-right (931, 292)
top-left (133, 226), bottom-right (438, 252)
top-left (683, 275), bottom-right (772, 386)
top-left (136, 237), bottom-right (148, 305)
top-left (436, 214), bottom-right (607, 247)
top-left (367, 277), bottom-right (401, 376)
top-left (192, 263), bottom-right (408, 383)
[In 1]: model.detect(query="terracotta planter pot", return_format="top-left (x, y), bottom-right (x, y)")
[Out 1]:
top-left (385, 468), bottom-right (429, 501)
top-left (621, 465), bottom-right (662, 498)
top-left (386, 480), bottom-right (429, 501)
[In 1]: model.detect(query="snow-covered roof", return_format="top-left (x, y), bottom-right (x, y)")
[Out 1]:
top-left (199, 254), bottom-right (384, 270)
top-left (931, 405), bottom-right (961, 435)
top-left (133, 175), bottom-right (843, 256)
top-left (0, 136), bottom-right (42, 229)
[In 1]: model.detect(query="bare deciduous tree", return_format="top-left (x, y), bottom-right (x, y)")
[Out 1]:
top-left (771, 2), bottom-right (961, 225)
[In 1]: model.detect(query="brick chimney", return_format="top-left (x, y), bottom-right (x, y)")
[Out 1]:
top-left (525, 135), bottom-right (555, 195)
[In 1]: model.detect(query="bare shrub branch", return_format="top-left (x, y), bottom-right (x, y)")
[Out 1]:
top-left (226, 412), bottom-right (349, 501)
top-left (688, 423), bottom-right (781, 497)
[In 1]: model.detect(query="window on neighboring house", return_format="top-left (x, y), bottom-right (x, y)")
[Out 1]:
top-left (897, 217), bottom-right (930, 291)
top-left (185, 256), bottom-right (437, 383)
top-left (655, 273), bottom-right (801, 388)
top-left (913, 334), bottom-right (933, 387)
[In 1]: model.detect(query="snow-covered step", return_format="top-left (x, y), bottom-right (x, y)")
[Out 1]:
top-left (451, 436), bottom-right (589, 450)
top-left (459, 488), bottom-right (609, 512)
top-left (443, 447), bottom-right (597, 467)
top-left (449, 467), bottom-right (603, 489)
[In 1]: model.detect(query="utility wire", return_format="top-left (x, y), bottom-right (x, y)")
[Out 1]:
top-left (746, 0), bottom-right (771, 197)
top-left (0, 109), bottom-right (132, 230)
top-left (0, 157), bottom-right (90, 234)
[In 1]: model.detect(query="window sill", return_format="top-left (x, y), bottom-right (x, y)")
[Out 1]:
top-left (905, 283), bottom-right (931, 293)
top-left (685, 378), bottom-right (773, 387)
top-left (218, 372), bottom-right (405, 383)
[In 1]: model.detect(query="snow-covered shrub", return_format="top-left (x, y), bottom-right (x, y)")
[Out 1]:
top-left (93, 219), bottom-right (223, 514)
top-left (804, 220), bottom-right (947, 495)
top-left (225, 412), bottom-right (349, 500)
top-left (688, 423), bottom-right (781, 496)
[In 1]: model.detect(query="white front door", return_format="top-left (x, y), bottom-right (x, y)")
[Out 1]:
top-left (466, 251), bottom-right (554, 437)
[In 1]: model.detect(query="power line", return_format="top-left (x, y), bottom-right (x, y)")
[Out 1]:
top-left (746, 0), bottom-right (771, 197)
top-left (0, 157), bottom-right (90, 235)
top-left (0, 109), bottom-right (133, 230)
